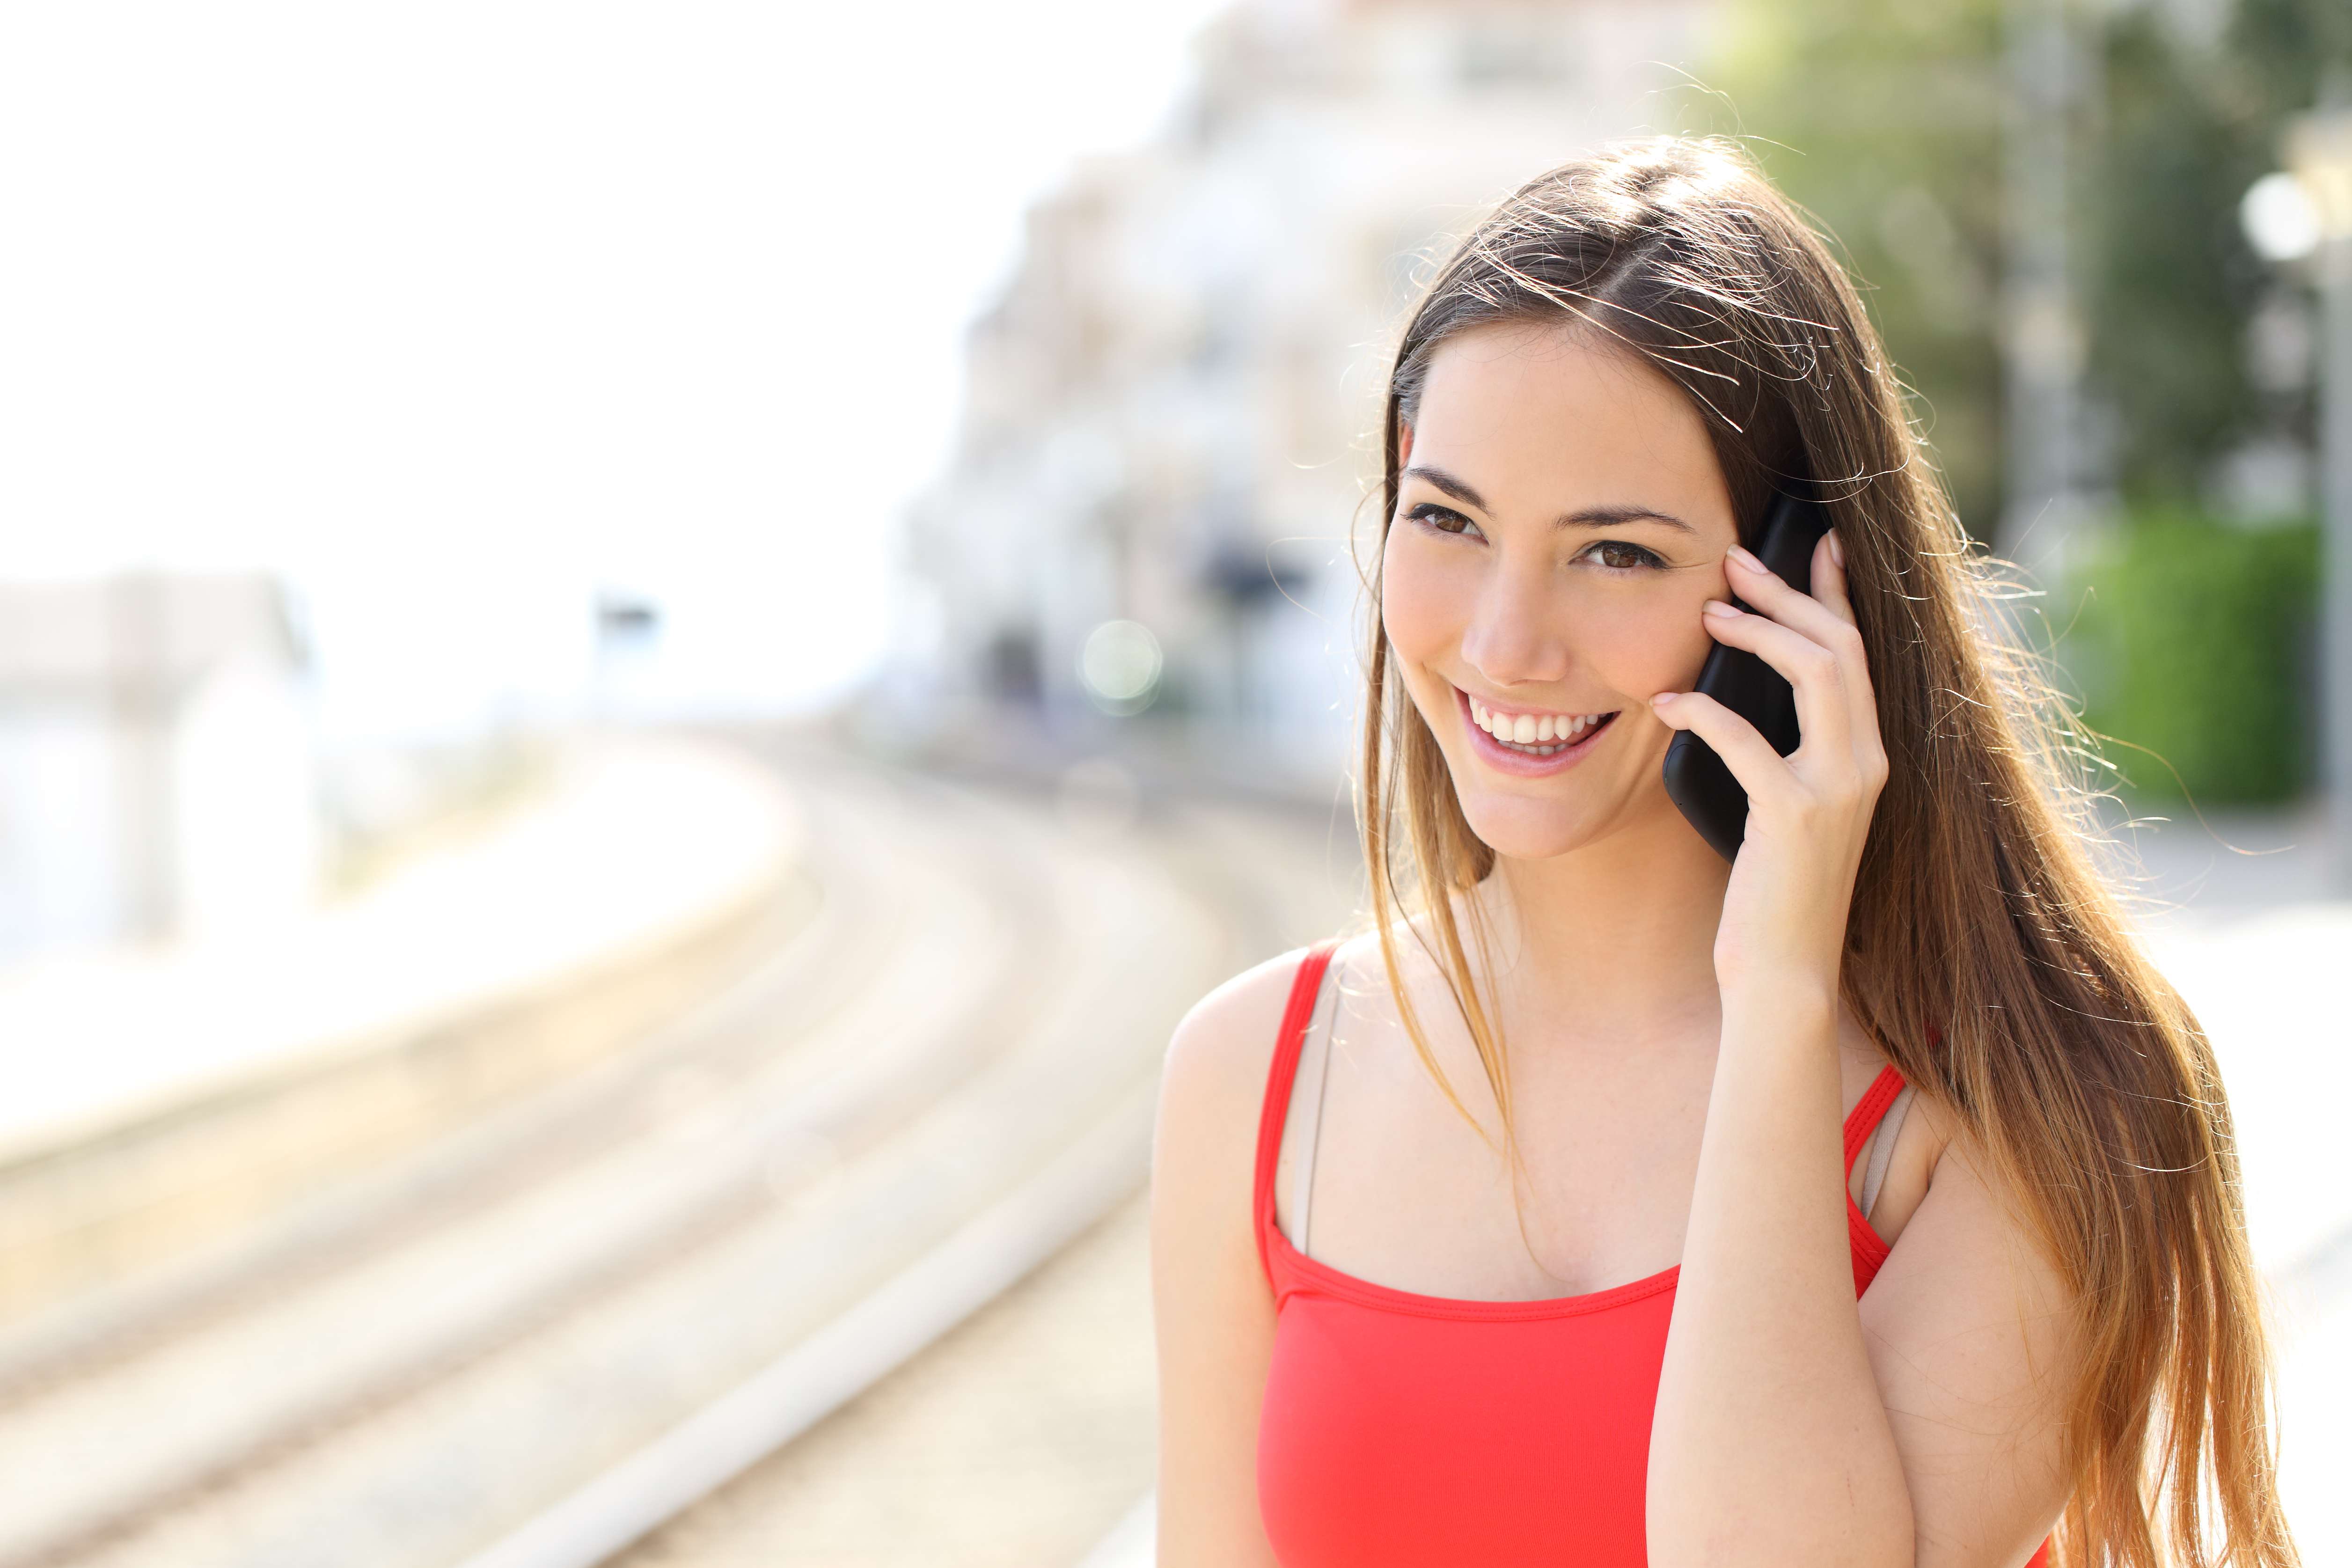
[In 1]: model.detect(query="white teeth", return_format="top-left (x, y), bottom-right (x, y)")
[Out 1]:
top-left (1466, 697), bottom-right (1617, 750)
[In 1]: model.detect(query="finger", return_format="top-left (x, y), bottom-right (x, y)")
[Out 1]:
top-left (1698, 600), bottom-right (1852, 755)
top-left (1649, 688), bottom-right (1791, 802)
top-left (1803, 531), bottom-right (1887, 769)
top-left (1808, 529), bottom-right (1858, 629)
top-left (1728, 540), bottom-right (1878, 747)
top-left (1724, 542), bottom-right (1855, 648)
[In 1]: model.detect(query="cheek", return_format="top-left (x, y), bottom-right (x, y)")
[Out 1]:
top-left (1378, 531), bottom-right (1465, 666)
top-left (1578, 586), bottom-right (1718, 696)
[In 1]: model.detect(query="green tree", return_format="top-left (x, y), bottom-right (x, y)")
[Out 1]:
top-left (2088, 0), bottom-right (2345, 506)
top-left (1685, 0), bottom-right (2347, 525)
top-left (1687, 0), bottom-right (2009, 536)
top-left (1680, 0), bottom-right (2350, 803)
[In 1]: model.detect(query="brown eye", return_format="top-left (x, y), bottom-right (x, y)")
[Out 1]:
top-left (1408, 503), bottom-right (1484, 540)
top-left (1590, 540), bottom-right (1661, 571)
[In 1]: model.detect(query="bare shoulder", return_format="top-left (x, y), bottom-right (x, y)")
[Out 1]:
top-left (1152, 944), bottom-right (1327, 1253)
top-left (1158, 944), bottom-right (1321, 1126)
top-left (1868, 1096), bottom-right (2083, 1434)
top-left (1151, 945), bottom-right (1325, 1326)
top-left (1152, 946), bottom-right (1319, 1566)
top-left (1844, 1010), bottom-right (2062, 1307)
top-left (1862, 1113), bottom-right (2083, 1564)
top-left (1836, 1005), bottom-right (1958, 1247)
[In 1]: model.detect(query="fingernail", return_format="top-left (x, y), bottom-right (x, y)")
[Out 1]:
top-left (1701, 598), bottom-right (1738, 617)
top-left (1728, 544), bottom-right (1763, 571)
top-left (1828, 531), bottom-right (1846, 568)
top-left (1650, 691), bottom-right (1676, 707)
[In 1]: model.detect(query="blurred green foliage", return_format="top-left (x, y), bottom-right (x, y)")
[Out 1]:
top-left (2090, 0), bottom-right (2341, 502)
top-left (1673, 1), bottom-right (2346, 806)
top-left (1681, 0), bottom-right (2350, 537)
top-left (1689, 0), bottom-right (2008, 533)
top-left (2063, 513), bottom-right (2319, 804)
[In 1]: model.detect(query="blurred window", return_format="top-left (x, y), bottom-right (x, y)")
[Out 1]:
top-left (1457, 24), bottom-right (1565, 90)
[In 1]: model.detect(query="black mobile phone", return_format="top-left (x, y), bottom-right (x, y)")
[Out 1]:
top-left (1660, 490), bottom-right (1833, 862)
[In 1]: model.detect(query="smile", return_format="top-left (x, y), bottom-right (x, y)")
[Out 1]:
top-left (1458, 689), bottom-right (1620, 772)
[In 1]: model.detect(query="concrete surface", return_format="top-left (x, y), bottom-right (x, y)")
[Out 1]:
top-left (0, 738), bottom-right (802, 1163)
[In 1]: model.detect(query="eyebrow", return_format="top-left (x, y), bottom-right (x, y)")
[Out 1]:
top-left (1402, 464), bottom-right (1699, 535)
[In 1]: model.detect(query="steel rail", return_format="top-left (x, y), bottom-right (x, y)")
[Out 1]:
top-left (0, 756), bottom-right (1354, 1568)
top-left (0, 763), bottom-right (1057, 1568)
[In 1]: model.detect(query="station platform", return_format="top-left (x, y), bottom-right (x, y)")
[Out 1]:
top-left (0, 738), bottom-right (802, 1169)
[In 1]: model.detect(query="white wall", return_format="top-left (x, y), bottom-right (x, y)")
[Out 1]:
top-left (0, 711), bottom-right (124, 958)
top-left (173, 652), bottom-right (323, 939)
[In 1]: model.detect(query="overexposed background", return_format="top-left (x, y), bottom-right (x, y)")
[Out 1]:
top-left (1, 2), bottom-right (2347, 1564)
top-left (1, 2), bottom-right (1229, 739)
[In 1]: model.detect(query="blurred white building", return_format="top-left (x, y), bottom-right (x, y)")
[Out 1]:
top-left (904, 0), bottom-right (1717, 785)
top-left (0, 575), bottom-right (320, 958)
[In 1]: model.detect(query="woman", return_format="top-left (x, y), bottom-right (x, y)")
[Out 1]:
top-left (1149, 137), bottom-right (2298, 1567)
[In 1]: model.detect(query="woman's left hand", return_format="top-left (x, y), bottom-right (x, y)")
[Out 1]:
top-left (1649, 529), bottom-right (1889, 1003)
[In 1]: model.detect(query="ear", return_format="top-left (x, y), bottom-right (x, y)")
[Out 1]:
top-left (1397, 420), bottom-right (1415, 469)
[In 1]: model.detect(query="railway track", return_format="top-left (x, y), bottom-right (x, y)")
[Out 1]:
top-left (0, 747), bottom-right (1356, 1568)
top-left (558, 784), bottom-right (1359, 1568)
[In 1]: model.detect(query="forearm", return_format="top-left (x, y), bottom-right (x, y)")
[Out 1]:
top-left (1646, 985), bottom-right (1913, 1568)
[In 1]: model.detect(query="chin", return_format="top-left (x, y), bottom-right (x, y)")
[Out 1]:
top-left (1452, 779), bottom-right (1615, 863)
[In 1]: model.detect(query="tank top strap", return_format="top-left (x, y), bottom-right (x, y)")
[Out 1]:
top-left (1841, 1062), bottom-right (1909, 1179)
top-left (1253, 939), bottom-right (1341, 1291)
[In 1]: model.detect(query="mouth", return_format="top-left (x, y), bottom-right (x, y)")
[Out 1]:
top-left (1457, 688), bottom-right (1621, 775)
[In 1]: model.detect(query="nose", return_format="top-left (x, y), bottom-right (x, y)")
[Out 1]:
top-left (1458, 556), bottom-right (1571, 689)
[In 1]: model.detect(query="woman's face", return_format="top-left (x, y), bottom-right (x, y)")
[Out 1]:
top-left (1381, 321), bottom-right (1740, 863)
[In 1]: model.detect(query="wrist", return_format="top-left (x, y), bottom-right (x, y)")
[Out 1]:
top-left (1717, 975), bottom-right (1840, 1035)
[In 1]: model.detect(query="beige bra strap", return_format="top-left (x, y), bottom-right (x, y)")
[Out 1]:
top-left (1289, 958), bottom-right (1343, 1256)
top-left (1859, 1084), bottom-right (1915, 1223)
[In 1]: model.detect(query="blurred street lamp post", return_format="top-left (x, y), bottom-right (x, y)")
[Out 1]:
top-left (1999, 0), bottom-right (2090, 573)
top-left (593, 593), bottom-right (661, 727)
top-left (2284, 107), bottom-right (2352, 887)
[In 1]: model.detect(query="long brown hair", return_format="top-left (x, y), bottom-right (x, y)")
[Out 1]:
top-left (1359, 136), bottom-right (2295, 1568)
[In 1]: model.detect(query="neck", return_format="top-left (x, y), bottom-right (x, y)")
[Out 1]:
top-left (1472, 802), bottom-right (1730, 1040)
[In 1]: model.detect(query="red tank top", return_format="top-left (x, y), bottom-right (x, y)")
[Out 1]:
top-left (1252, 941), bottom-right (2052, 1566)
